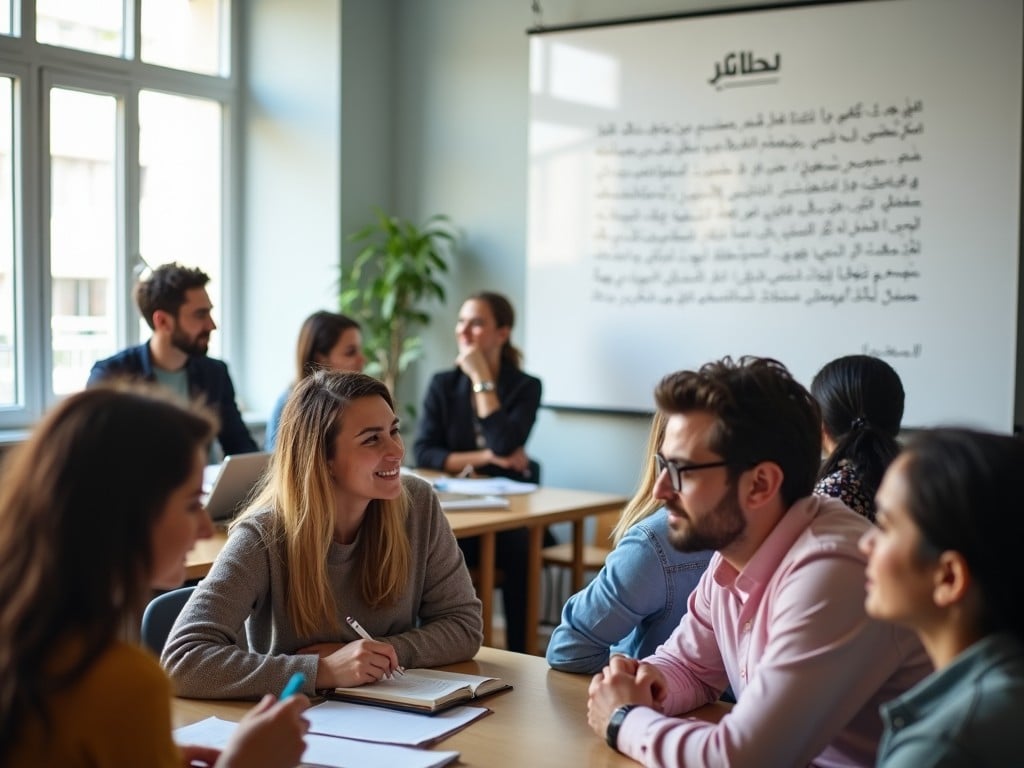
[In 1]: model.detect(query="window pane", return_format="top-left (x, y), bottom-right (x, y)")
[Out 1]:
top-left (0, 78), bottom-right (14, 405)
top-left (142, 0), bottom-right (227, 76)
top-left (0, 1), bottom-right (11, 36)
top-left (49, 88), bottom-right (117, 395)
top-left (139, 90), bottom-right (222, 355)
top-left (37, 0), bottom-right (124, 58)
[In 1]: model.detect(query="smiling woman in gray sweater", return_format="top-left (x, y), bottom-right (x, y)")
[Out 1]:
top-left (162, 371), bottom-right (482, 700)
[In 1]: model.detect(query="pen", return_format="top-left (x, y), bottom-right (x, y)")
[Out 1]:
top-left (279, 671), bottom-right (305, 699)
top-left (346, 615), bottom-right (405, 676)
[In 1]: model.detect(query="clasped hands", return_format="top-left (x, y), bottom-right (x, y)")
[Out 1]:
top-left (587, 655), bottom-right (668, 740)
top-left (300, 639), bottom-right (402, 689)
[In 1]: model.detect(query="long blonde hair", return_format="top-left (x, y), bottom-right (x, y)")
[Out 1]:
top-left (610, 411), bottom-right (667, 545)
top-left (236, 371), bottom-right (411, 636)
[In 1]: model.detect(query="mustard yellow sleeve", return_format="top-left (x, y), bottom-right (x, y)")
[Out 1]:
top-left (83, 643), bottom-right (183, 768)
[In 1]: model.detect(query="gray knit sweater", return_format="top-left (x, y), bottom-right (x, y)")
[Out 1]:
top-left (162, 474), bottom-right (483, 699)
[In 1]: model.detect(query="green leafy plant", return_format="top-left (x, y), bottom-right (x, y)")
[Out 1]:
top-left (339, 209), bottom-right (457, 398)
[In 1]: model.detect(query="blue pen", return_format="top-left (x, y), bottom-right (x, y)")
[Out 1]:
top-left (279, 671), bottom-right (305, 699)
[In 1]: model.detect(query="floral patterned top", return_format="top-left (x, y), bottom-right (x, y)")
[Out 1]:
top-left (814, 459), bottom-right (876, 522)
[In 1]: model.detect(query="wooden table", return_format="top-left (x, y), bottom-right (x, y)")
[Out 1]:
top-left (173, 646), bottom-right (729, 767)
top-left (187, 485), bottom-right (628, 654)
top-left (443, 486), bottom-right (626, 653)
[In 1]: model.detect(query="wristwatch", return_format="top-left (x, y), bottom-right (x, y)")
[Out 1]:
top-left (472, 380), bottom-right (495, 394)
top-left (605, 704), bottom-right (638, 751)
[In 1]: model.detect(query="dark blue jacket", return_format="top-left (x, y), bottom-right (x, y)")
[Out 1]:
top-left (87, 342), bottom-right (258, 456)
top-left (413, 364), bottom-right (542, 481)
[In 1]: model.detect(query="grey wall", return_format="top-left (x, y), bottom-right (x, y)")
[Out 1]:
top-left (243, 0), bottom-right (344, 418)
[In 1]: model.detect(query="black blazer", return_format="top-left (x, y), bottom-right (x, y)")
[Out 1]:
top-left (87, 341), bottom-right (258, 456)
top-left (414, 365), bottom-right (542, 481)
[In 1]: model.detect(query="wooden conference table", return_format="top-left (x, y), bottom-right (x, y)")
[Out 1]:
top-left (186, 482), bottom-right (628, 655)
top-left (172, 645), bottom-right (730, 767)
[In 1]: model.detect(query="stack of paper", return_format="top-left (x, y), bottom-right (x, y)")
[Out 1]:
top-left (304, 700), bottom-right (489, 745)
top-left (175, 709), bottom-right (466, 768)
top-left (436, 492), bottom-right (510, 511)
top-left (431, 477), bottom-right (538, 495)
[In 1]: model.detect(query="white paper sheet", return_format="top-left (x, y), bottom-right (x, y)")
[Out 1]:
top-left (304, 700), bottom-right (488, 747)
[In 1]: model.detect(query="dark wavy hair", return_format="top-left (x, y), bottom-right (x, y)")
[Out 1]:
top-left (811, 355), bottom-right (904, 516)
top-left (655, 356), bottom-right (821, 507)
top-left (0, 385), bottom-right (217, 758)
top-left (135, 262), bottom-right (211, 329)
top-left (899, 428), bottom-right (1024, 644)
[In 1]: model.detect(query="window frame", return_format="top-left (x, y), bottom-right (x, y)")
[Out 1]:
top-left (0, 0), bottom-right (240, 430)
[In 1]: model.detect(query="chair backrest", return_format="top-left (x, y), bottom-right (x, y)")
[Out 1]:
top-left (594, 510), bottom-right (618, 548)
top-left (141, 585), bottom-right (195, 655)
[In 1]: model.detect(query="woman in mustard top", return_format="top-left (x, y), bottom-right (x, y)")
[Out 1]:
top-left (0, 384), bottom-right (309, 768)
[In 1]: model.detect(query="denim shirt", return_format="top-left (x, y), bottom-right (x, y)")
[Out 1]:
top-left (265, 386), bottom-right (292, 451)
top-left (546, 508), bottom-right (711, 674)
top-left (877, 632), bottom-right (1024, 768)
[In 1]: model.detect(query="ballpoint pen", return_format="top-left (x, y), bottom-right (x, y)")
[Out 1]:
top-left (279, 671), bottom-right (305, 699)
top-left (346, 615), bottom-right (405, 676)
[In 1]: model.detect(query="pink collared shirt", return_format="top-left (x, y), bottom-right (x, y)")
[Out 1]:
top-left (617, 495), bottom-right (931, 768)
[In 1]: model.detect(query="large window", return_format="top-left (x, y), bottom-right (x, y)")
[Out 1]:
top-left (0, 0), bottom-right (236, 426)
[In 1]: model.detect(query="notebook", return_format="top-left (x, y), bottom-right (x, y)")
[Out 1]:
top-left (436, 492), bottom-right (510, 511)
top-left (202, 452), bottom-right (271, 521)
top-left (331, 669), bottom-right (511, 714)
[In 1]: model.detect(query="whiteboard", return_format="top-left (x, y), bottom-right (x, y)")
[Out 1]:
top-left (525, 0), bottom-right (1023, 430)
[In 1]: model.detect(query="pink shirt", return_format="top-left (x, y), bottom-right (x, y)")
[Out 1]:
top-left (617, 495), bottom-right (931, 768)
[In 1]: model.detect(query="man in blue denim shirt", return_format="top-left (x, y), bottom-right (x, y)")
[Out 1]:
top-left (87, 263), bottom-right (257, 457)
top-left (547, 506), bottom-right (710, 674)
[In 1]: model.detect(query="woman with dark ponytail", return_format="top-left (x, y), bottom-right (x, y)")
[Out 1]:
top-left (810, 355), bottom-right (905, 522)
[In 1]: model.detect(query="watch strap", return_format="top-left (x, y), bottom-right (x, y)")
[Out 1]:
top-left (605, 704), bottom-right (638, 751)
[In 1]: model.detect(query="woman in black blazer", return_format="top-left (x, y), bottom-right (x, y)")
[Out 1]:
top-left (415, 291), bottom-right (543, 651)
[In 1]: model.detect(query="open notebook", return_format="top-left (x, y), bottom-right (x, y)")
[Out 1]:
top-left (331, 669), bottom-right (511, 714)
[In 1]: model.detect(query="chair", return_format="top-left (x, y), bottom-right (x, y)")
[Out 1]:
top-left (141, 585), bottom-right (196, 654)
top-left (541, 510), bottom-right (618, 623)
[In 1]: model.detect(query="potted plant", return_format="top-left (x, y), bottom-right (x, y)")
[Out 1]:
top-left (339, 208), bottom-right (457, 399)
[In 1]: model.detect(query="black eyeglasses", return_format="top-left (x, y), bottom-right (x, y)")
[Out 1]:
top-left (655, 452), bottom-right (730, 492)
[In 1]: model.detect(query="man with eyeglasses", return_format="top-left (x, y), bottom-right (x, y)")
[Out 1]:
top-left (587, 356), bottom-right (930, 768)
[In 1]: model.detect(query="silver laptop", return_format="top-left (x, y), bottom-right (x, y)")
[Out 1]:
top-left (202, 452), bottom-right (271, 521)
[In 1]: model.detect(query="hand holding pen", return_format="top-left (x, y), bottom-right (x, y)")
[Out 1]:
top-left (298, 617), bottom-right (403, 687)
top-left (346, 615), bottom-right (405, 677)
